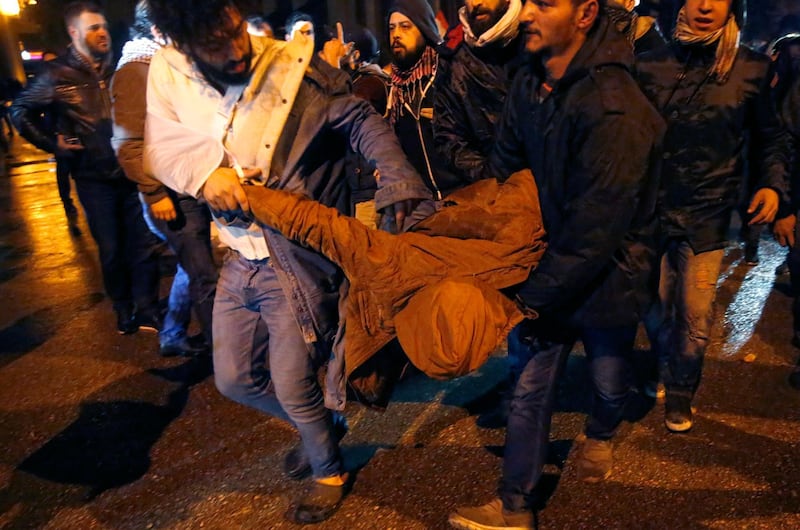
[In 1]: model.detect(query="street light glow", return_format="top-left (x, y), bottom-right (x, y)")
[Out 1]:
top-left (0, 0), bottom-right (20, 16)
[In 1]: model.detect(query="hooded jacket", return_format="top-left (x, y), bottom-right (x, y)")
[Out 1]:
top-left (10, 46), bottom-right (121, 180)
top-left (244, 170), bottom-right (546, 409)
top-left (488, 14), bottom-right (665, 329)
top-left (636, 41), bottom-right (791, 253)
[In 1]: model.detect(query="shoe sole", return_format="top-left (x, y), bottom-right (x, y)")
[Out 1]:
top-left (448, 513), bottom-right (532, 530)
top-left (137, 325), bottom-right (159, 333)
top-left (579, 468), bottom-right (612, 483)
top-left (665, 419), bottom-right (693, 432)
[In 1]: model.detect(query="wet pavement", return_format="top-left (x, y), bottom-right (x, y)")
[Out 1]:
top-left (1, 137), bottom-right (799, 530)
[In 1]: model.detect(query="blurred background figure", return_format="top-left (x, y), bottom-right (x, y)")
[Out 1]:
top-left (246, 14), bottom-right (274, 38)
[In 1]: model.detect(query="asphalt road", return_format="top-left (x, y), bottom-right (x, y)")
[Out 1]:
top-left (1, 139), bottom-right (799, 529)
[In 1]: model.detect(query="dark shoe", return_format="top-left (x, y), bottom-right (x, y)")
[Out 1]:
top-left (135, 312), bottom-right (163, 333)
top-left (159, 337), bottom-right (209, 358)
top-left (776, 260), bottom-right (790, 275)
top-left (476, 397), bottom-right (511, 429)
top-left (284, 417), bottom-right (348, 480)
top-left (664, 392), bottom-right (693, 432)
top-left (286, 475), bottom-right (350, 525)
top-left (449, 498), bottom-right (534, 530)
top-left (743, 245), bottom-right (759, 266)
top-left (575, 437), bottom-right (613, 483)
top-left (116, 306), bottom-right (138, 335)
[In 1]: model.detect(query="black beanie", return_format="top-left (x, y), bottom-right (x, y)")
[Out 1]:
top-left (388, 0), bottom-right (442, 48)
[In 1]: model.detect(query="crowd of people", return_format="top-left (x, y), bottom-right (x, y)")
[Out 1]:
top-left (5, 0), bottom-right (800, 527)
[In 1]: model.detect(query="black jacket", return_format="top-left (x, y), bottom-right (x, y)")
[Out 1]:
top-left (434, 29), bottom-right (522, 182)
top-left (10, 46), bottom-right (120, 180)
top-left (488, 14), bottom-right (665, 328)
top-left (636, 42), bottom-right (790, 253)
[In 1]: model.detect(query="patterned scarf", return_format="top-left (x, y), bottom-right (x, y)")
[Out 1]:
top-left (459, 0), bottom-right (521, 49)
top-left (674, 7), bottom-right (740, 84)
top-left (116, 38), bottom-right (163, 70)
top-left (389, 45), bottom-right (438, 126)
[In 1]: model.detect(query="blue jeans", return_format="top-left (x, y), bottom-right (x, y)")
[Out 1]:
top-left (499, 323), bottom-right (636, 511)
top-left (144, 194), bottom-right (217, 346)
top-left (650, 239), bottom-right (724, 397)
top-left (73, 177), bottom-right (160, 313)
top-left (141, 195), bottom-right (191, 347)
top-left (787, 213), bottom-right (800, 343)
top-left (212, 252), bottom-right (343, 478)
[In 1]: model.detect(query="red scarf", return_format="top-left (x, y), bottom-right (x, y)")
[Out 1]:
top-left (389, 46), bottom-right (438, 125)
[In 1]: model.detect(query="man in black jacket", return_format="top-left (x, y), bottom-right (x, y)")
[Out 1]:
top-left (433, 0), bottom-right (525, 430)
top-left (449, 0), bottom-right (664, 527)
top-left (10, 1), bottom-right (161, 335)
top-left (637, 0), bottom-right (790, 432)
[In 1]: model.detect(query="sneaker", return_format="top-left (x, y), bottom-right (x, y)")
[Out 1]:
top-left (115, 306), bottom-right (138, 335)
top-left (448, 498), bottom-right (534, 530)
top-left (664, 393), bottom-right (693, 432)
top-left (284, 416), bottom-right (349, 480)
top-left (285, 473), bottom-right (350, 524)
top-left (575, 437), bottom-right (613, 483)
top-left (135, 312), bottom-right (163, 333)
top-left (159, 337), bottom-right (209, 358)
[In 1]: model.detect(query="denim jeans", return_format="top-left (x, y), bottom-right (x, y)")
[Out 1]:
top-left (499, 323), bottom-right (636, 511)
top-left (140, 195), bottom-right (191, 347)
top-left (149, 195), bottom-right (217, 345)
top-left (650, 239), bottom-right (724, 397)
top-left (212, 252), bottom-right (342, 478)
top-left (73, 177), bottom-right (161, 313)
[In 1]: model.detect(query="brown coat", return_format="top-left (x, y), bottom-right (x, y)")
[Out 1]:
top-left (245, 169), bottom-right (545, 389)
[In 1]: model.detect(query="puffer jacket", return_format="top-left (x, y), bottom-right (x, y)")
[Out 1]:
top-left (487, 13), bottom-right (665, 329)
top-left (433, 28), bottom-right (522, 182)
top-left (637, 41), bottom-right (791, 253)
top-left (244, 170), bottom-right (546, 409)
top-left (10, 46), bottom-right (120, 179)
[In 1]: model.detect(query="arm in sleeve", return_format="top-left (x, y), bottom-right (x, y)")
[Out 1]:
top-left (749, 63), bottom-right (791, 205)
top-left (432, 60), bottom-right (485, 182)
top-left (111, 62), bottom-right (168, 204)
top-left (325, 85), bottom-right (432, 210)
top-left (484, 73), bottom-right (527, 181)
top-left (9, 68), bottom-right (58, 154)
top-left (517, 111), bottom-right (659, 313)
top-left (143, 52), bottom-right (224, 198)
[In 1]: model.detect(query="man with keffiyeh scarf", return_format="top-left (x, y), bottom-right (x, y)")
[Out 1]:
top-left (387, 0), bottom-right (464, 204)
top-left (637, 0), bottom-right (791, 433)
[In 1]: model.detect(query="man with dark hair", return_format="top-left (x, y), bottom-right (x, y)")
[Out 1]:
top-left (387, 0), bottom-right (465, 203)
top-left (10, 0), bottom-right (161, 335)
top-left (637, 0), bottom-right (790, 433)
top-left (433, 0), bottom-right (525, 430)
top-left (144, 0), bottom-right (429, 523)
top-left (284, 11), bottom-right (314, 41)
top-left (449, 0), bottom-right (664, 526)
top-left (111, 0), bottom-right (217, 357)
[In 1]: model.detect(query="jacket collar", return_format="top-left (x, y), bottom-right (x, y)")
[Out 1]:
top-left (552, 13), bottom-right (633, 92)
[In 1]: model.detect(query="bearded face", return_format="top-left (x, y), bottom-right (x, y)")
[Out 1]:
top-left (466, 0), bottom-right (511, 36)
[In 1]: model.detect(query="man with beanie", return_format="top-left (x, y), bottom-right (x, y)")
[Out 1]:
top-left (434, 0), bottom-right (526, 430)
top-left (111, 0), bottom-right (217, 357)
top-left (637, 0), bottom-right (790, 433)
top-left (387, 0), bottom-right (464, 203)
top-left (449, 0), bottom-right (664, 526)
